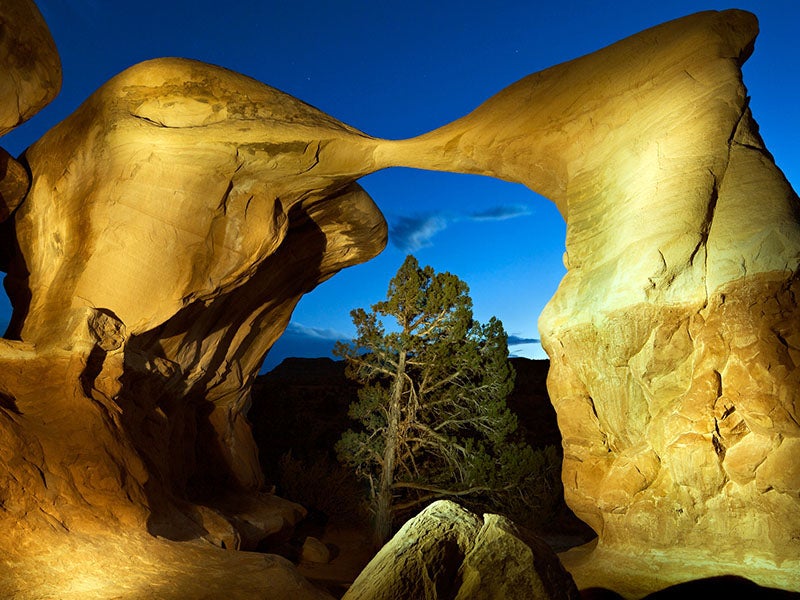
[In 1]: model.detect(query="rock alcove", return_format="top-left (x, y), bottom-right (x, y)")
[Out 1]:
top-left (0, 2), bottom-right (798, 597)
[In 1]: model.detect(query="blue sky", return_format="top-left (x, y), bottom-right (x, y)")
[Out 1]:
top-left (1, 1), bottom-right (798, 372)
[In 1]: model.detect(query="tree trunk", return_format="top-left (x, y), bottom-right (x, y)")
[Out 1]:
top-left (372, 348), bottom-right (407, 549)
top-left (372, 479), bottom-right (392, 550)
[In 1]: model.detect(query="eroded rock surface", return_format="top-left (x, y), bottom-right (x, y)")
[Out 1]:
top-left (0, 4), bottom-right (798, 597)
top-left (0, 0), bottom-right (61, 221)
top-left (0, 56), bottom-right (387, 550)
top-left (343, 500), bottom-right (580, 600)
top-left (0, 0), bottom-right (61, 137)
top-left (381, 8), bottom-right (800, 593)
top-left (0, 529), bottom-right (335, 600)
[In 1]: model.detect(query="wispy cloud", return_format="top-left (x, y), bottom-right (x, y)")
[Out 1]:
top-left (507, 335), bottom-right (540, 347)
top-left (469, 205), bottom-right (532, 221)
top-left (283, 322), bottom-right (350, 341)
top-left (389, 204), bottom-right (532, 252)
top-left (390, 214), bottom-right (450, 252)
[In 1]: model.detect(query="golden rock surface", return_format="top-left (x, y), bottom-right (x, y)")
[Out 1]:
top-left (1, 54), bottom-right (388, 535)
top-left (0, 529), bottom-right (333, 600)
top-left (0, 4), bottom-right (797, 598)
top-left (378, 8), bottom-right (799, 594)
top-left (0, 0), bottom-right (61, 136)
top-left (0, 0), bottom-right (61, 219)
top-left (344, 500), bottom-right (580, 600)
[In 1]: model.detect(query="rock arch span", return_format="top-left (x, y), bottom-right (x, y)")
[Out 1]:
top-left (0, 2), bottom-right (797, 595)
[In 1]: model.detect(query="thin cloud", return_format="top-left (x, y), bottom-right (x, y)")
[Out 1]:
top-left (283, 322), bottom-right (349, 341)
top-left (507, 335), bottom-right (540, 346)
top-left (469, 205), bottom-right (532, 221)
top-left (389, 204), bottom-right (532, 251)
top-left (390, 214), bottom-right (449, 252)
top-left (262, 322), bottom-right (352, 372)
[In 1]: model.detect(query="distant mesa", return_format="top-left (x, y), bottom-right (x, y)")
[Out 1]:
top-left (0, 1), bottom-right (797, 597)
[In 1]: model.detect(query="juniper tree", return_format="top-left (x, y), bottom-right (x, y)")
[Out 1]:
top-left (334, 255), bottom-right (553, 547)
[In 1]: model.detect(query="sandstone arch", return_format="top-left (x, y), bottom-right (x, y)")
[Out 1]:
top-left (379, 8), bottom-right (800, 592)
top-left (0, 3), bottom-right (797, 596)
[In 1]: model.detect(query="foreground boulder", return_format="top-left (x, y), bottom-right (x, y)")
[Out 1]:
top-left (343, 500), bottom-right (580, 600)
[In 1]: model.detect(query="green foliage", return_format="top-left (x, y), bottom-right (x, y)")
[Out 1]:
top-left (334, 255), bottom-right (555, 544)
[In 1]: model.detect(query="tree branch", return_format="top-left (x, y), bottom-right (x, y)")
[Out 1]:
top-left (391, 481), bottom-right (515, 511)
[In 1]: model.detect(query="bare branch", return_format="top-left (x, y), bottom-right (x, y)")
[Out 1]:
top-left (391, 481), bottom-right (516, 511)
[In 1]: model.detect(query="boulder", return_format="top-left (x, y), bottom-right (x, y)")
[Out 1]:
top-left (343, 500), bottom-right (579, 600)
top-left (301, 536), bottom-right (332, 564)
top-left (0, 0), bottom-right (61, 136)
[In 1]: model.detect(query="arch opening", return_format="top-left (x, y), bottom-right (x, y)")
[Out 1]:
top-left (263, 168), bottom-right (567, 373)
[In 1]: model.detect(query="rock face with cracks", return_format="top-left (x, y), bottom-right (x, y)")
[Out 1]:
top-left (0, 3), bottom-right (798, 597)
top-left (379, 9), bottom-right (799, 593)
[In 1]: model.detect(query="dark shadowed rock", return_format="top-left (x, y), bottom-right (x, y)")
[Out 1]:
top-left (250, 357), bottom-right (359, 473)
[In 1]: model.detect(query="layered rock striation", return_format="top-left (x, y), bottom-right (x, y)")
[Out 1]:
top-left (1, 54), bottom-right (389, 543)
top-left (384, 8), bottom-right (799, 592)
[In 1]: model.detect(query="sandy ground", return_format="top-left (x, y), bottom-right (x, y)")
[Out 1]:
top-left (295, 524), bottom-right (375, 597)
top-left (0, 530), bottom-right (331, 600)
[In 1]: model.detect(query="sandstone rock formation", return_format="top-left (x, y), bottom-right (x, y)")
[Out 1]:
top-left (0, 528), bottom-right (335, 600)
top-left (0, 0), bottom-right (60, 221)
top-left (1, 3), bottom-right (798, 597)
top-left (343, 500), bottom-right (580, 600)
top-left (0, 0), bottom-right (61, 137)
top-left (383, 8), bottom-right (800, 594)
top-left (1, 53), bottom-right (389, 539)
top-left (0, 4), bottom-right (386, 595)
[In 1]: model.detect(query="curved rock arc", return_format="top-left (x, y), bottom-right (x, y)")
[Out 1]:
top-left (0, 5), bottom-right (797, 596)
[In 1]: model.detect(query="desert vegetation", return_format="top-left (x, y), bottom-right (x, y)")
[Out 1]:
top-left (249, 257), bottom-right (590, 559)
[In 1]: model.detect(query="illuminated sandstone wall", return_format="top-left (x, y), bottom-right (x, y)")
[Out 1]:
top-left (0, 1), bottom-right (797, 594)
top-left (384, 8), bottom-right (800, 584)
top-left (1, 37), bottom-right (387, 540)
top-left (539, 17), bottom-right (800, 570)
